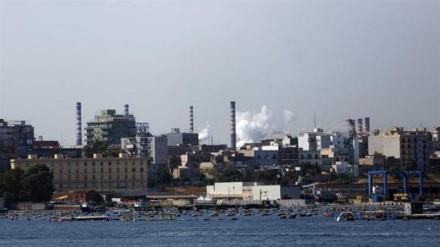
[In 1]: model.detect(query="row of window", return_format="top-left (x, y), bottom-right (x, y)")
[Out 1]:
top-left (56, 173), bottom-right (145, 180)
top-left (52, 167), bottom-right (144, 174)
top-left (58, 181), bottom-right (145, 189)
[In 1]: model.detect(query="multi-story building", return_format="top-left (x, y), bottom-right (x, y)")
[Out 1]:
top-left (166, 128), bottom-right (199, 147)
top-left (85, 109), bottom-right (136, 146)
top-left (279, 145), bottom-right (298, 167)
top-left (253, 144), bottom-right (279, 167)
top-left (10, 154), bottom-right (149, 196)
top-left (298, 128), bottom-right (331, 151)
top-left (121, 134), bottom-right (167, 163)
top-left (124, 132), bottom-right (168, 187)
top-left (369, 127), bottom-right (430, 170)
top-left (0, 119), bottom-right (34, 170)
top-left (279, 135), bottom-right (299, 167)
top-left (299, 150), bottom-right (322, 166)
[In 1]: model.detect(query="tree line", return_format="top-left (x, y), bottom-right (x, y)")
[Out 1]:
top-left (0, 164), bottom-right (54, 207)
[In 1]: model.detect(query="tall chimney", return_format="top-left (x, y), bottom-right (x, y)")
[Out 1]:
top-left (364, 117), bottom-right (370, 135)
top-left (124, 104), bottom-right (129, 115)
top-left (357, 118), bottom-right (363, 135)
top-left (230, 101), bottom-right (236, 150)
top-left (76, 102), bottom-right (82, 146)
top-left (189, 106), bottom-right (194, 133)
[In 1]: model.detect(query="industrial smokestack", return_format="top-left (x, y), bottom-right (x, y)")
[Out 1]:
top-left (189, 106), bottom-right (194, 133)
top-left (357, 118), bottom-right (363, 135)
top-left (230, 101), bottom-right (236, 150)
top-left (347, 119), bottom-right (356, 133)
top-left (364, 117), bottom-right (370, 135)
top-left (76, 102), bottom-right (82, 146)
top-left (124, 104), bottom-right (129, 115)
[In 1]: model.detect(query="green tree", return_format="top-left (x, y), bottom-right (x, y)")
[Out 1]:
top-left (20, 164), bottom-right (54, 202)
top-left (220, 167), bottom-right (244, 182)
top-left (155, 168), bottom-right (174, 186)
top-left (84, 141), bottom-right (119, 158)
top-left (0, 168), bottom-right (24, 205)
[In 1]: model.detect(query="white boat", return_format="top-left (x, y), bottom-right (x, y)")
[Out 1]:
top-left (195, 196), bottom-right (217, 204)
top-left (134, 201), bottom-right (149, 210)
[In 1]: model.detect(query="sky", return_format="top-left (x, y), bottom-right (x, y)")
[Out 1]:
top-left (1, 0), bottom-right (439, 147)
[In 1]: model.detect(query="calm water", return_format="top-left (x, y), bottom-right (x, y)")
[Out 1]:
top-left (0, 213), bottom-right (438, 247)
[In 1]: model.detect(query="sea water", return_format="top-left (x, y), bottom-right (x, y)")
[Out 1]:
top-left (0, 214), bottom-right (438, 247)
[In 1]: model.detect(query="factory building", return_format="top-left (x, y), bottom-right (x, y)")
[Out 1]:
top-left (165, 128), bottom-right (199, 147)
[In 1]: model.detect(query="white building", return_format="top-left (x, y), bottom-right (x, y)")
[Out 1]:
top-left (206, 182), bottom-right (301, 200)
top-left (148, 136), bottom-right (168, 165)
top-left (332, 161), bottom-right (359, 177)
top-left (298, 128), bottom-right (331, 151)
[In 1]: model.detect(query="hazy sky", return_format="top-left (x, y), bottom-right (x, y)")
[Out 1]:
top-left (1, 0), bottom-right (439, 147)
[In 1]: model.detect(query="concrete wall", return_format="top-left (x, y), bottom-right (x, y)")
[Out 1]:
top-left (369, 135), bottom-right (401, 158)
top-left (252, 185), bottom-right (281, 200)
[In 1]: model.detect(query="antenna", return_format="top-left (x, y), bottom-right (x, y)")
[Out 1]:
top-left (314, 114), bottom-right (317, 129)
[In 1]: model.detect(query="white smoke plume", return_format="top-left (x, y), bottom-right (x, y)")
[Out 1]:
top-left (283, 110), bottom-right (297, 125)
top-left (198, 123), bottom-right (210, 143)
top-left (236, 105), bottom-right (273, 147)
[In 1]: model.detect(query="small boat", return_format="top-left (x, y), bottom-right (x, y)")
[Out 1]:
top-left (336, 212), bottom-right (355, 222)
top-left (80, 202), bottom-right (106, 213)
top-left (288, 214), bottom-right (297, 219)
top-left (195, 196), bottom-right (217, 205)
top-left (323, 211), bottom-right (334, 217)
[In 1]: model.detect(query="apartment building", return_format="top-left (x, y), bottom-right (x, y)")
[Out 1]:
top-left (11, 154), bottom-right (148, 196)
top-left (369, 127), bottom-right (430, 170)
